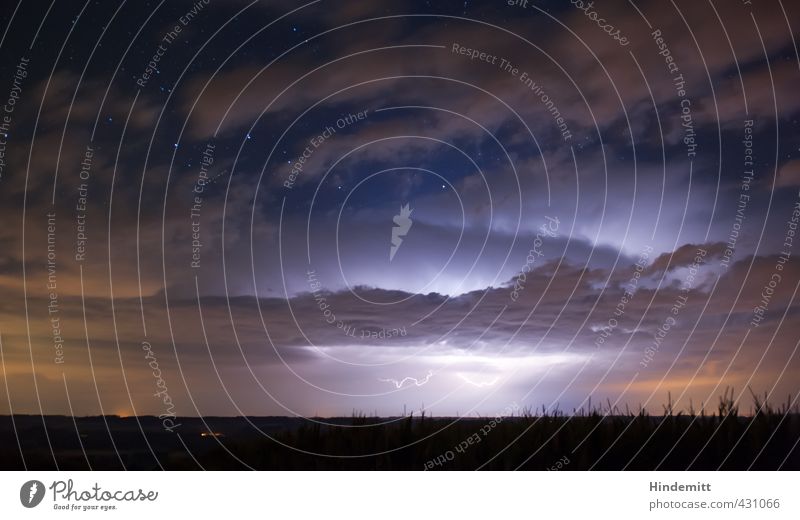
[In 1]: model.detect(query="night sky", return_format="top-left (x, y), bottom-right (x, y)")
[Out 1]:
top-left (1, 0), bottom-right (800, 419)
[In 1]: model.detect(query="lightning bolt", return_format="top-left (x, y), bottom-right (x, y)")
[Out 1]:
top-left (379, 370), bottom-right (433, 389)
top-left (457, 373), bottom-right (499, 387)
top-left (28, 482), bottom-right (37, 504)
top-left (389, 204), bottom-right (413, 261)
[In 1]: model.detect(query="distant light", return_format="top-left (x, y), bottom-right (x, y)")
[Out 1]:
top-left (457, 373), bottom-right (499, 388)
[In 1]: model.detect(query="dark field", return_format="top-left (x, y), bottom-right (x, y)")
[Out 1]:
top-left (3, 394), bottom-right (799, 470)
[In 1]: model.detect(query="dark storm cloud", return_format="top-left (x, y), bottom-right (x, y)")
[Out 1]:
top-left (179, 0), bottom-right (799, 147)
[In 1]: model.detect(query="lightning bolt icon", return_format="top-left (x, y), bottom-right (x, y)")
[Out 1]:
top-left (28, 482), bottom-right (37, 504)
top-left (389, 204), bottom-right (413, 261)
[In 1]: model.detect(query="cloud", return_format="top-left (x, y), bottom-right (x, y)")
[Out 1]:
top-left (776, 159), bottom-right (800, 188)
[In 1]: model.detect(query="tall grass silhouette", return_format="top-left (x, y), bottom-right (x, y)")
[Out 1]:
top-left (200, 388), bottom-right (799, 470)
top-left (1, 389), bottom-right (797, 470)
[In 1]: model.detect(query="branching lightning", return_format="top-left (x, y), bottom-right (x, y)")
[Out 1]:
top-left (379, 369), bottom-right (433, 388)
